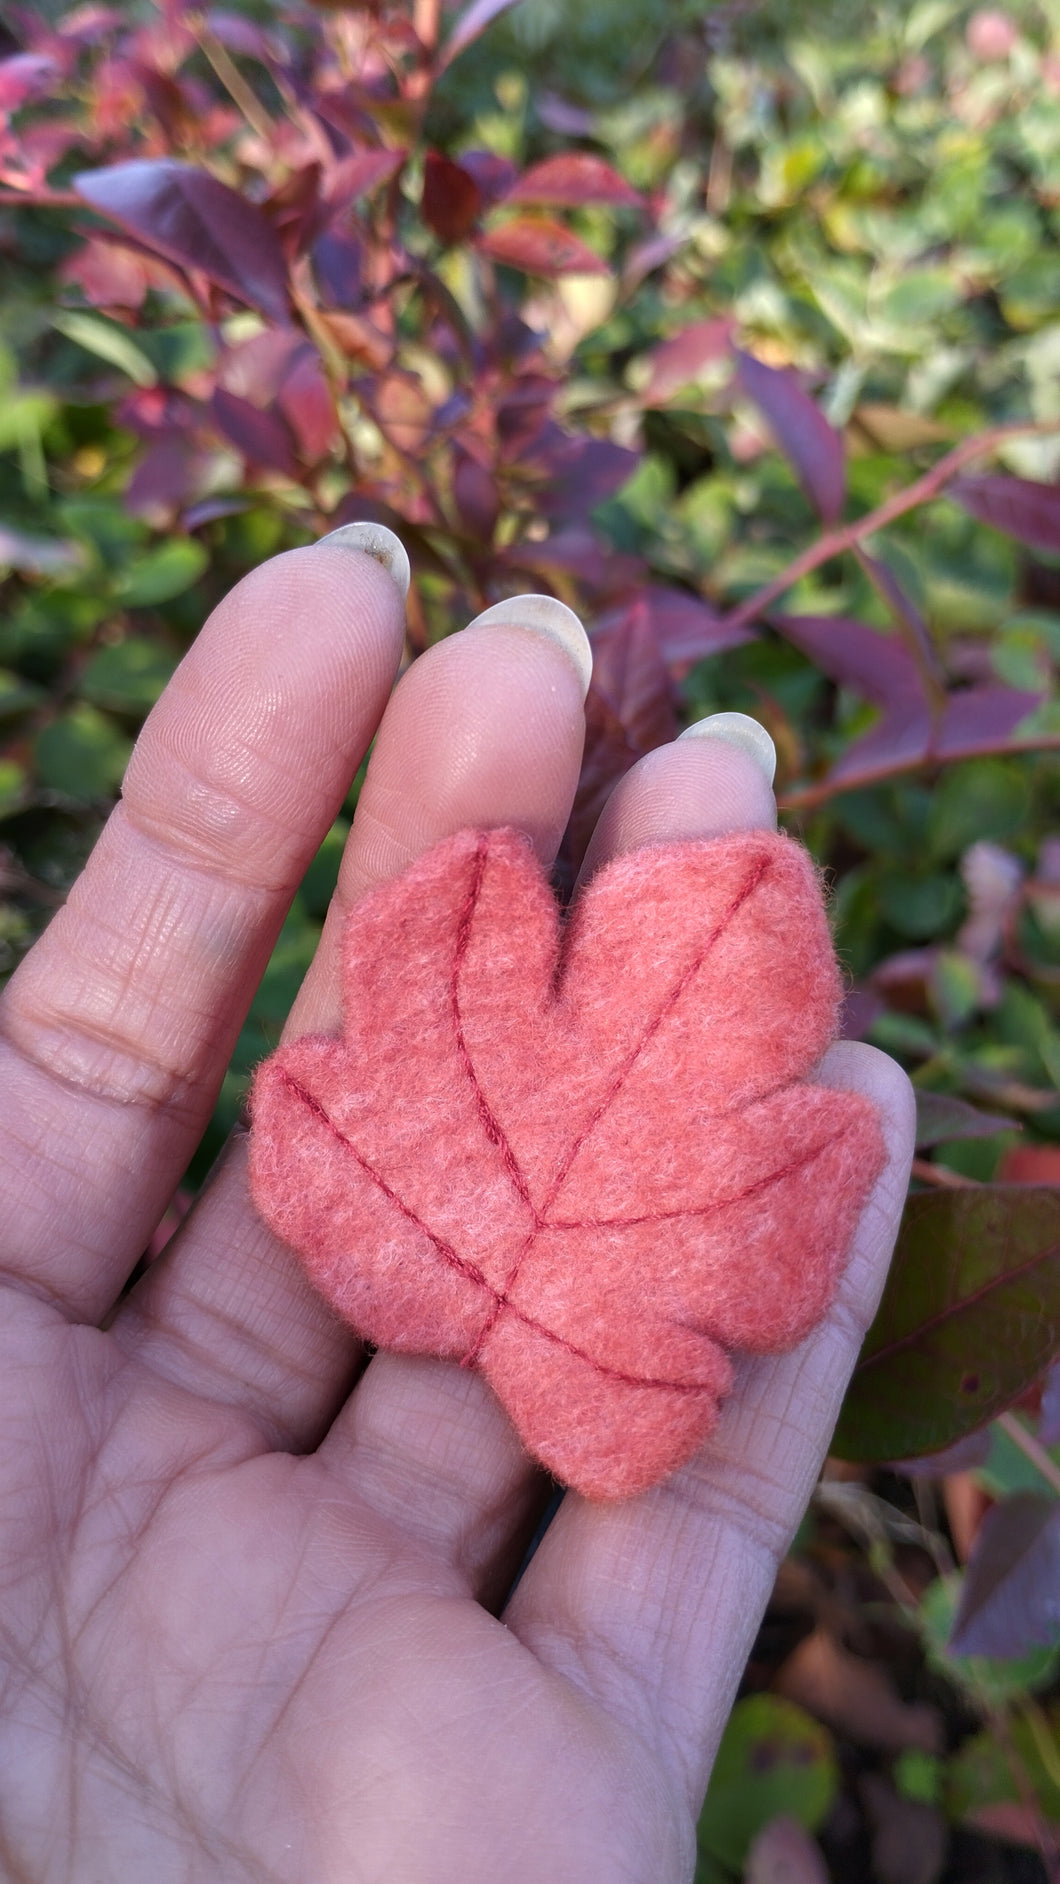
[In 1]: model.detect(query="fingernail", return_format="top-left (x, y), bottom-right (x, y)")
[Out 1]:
top-left (679, 710), bottom-right (777, 786)
top-left (461, 594), bottom-right (592, 698)
top-left (314, 522), bottom-right (411, 600)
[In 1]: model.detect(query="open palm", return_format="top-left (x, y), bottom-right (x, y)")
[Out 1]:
top-left (0, 539), bottom-right (913, 1883)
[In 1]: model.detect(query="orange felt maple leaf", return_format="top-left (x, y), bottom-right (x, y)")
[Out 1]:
top-left (249, 826), bottom-right (884, 1500)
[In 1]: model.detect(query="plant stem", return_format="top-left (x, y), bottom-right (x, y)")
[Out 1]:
top-left (910, 1157), bottom-right (979, 1190)
top-left (720, 418), bottom-right (1060, 635)
top-left (997, 1410), bottom-right (1060, 1498)
top-left (193, 22), bottom-right (276, 149)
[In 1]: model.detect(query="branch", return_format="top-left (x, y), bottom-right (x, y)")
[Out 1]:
top-left (720, 419), bottom-right (1060, 636)
top-left (997, 1410), bottom-right (1060, 1499)
top-left (779, 724), bottom-right (1060, 811)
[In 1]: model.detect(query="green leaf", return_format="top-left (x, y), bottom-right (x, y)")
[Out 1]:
top-left (926, 759), bottom-right (1030, 862)
top-left (696, 1696), bottom-right (837, 1872)
top-left (894, 1748), bottom-right (943, 1806)
top-left (876, 268), bottom-right (961, 329)
top-left (0, 758), bottom-right (28, 818)
top-left (114, 539), bottom-right (208, 608)
top-left (977, 1419), bottom-right (1060, 1500)
top-left (80, 638), bottom-right (178, 715)
top-left (919, 1576), bottom-right (1060, 1709)
top-left (945, 1706), bottom-right (1060, 1824)
top-left (834, 1188), bottom-right (1060, 1461)
top-left (0, 389), bottom-right (59, 455)
top-left (0, 668), bottom-right (45, 720)
top-left (34, 705), bottom-right (132, 799)
top-left (876, 868), bottom-right (963, 940)
top-left (52, 311), bottom-right (158, 387)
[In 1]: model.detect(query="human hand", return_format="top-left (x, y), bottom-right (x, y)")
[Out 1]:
top-left (0, 538), bottom-right (914, 1883)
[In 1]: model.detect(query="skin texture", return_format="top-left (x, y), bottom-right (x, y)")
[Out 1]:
top-left (0, 544), bottom-right (915, 1884)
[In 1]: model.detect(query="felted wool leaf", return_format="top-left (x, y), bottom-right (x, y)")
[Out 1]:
top-left (249, 826), bottom-right (885, 1500)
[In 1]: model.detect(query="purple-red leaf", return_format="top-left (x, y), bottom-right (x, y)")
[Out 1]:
top-left (950, 474), bottom-right (1060, 556)
top-left (325, 148), bottom-right (406, 219)
top-left (950, 1492), bottom-right (1060, 1657)
top-left (1040, 1363), bottom-right (1060, 1445)
top-left (590, 596), bottom-right (678, 755)
top-left (641, 583), bottom-right (756, 669)
top-left (210, 387), bottom-right (300, 478)
top-left (914, 1091), bottom-right (1016, 1148)
top-left (935, 684), bottom-right (1043, 758)
top-left (439, 0), bottom-right (523, 70)
top-left (74, 161), bottom-right (291, 323)
top-left (834, 1187), bottom-right (1060, 1460)
top-left (500, 524), bottom-right (641, 595)
top-left (527, 427), bottom-right (639, 521)
top-left (453, 447), bottom-right (501, 540)
top-left (505, 153), bottom-right (642, 209)
top-left (736, 349), bottom-right (846, 525)
top-left (421, 150), bottom-right (483, 245)
top-left (459, 149), bottom-right (519, 207)
top-left (0, 52), bottom-right (59, 110)
top-left (642, 318), bottom-right (734, 405)
top-left (478, 216), bottom-right (609, 276)
top-left (771, 614), bottom-right (921, 709)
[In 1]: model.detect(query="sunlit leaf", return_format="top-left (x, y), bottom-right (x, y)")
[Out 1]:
top-left (439, 0), bottom-right (524, 70)
top-left (477, 217), bottom-right (609, 276)
top-left (52, 311), bottom-right (158, 387)
top-left (506, 153), bottom-right (642, 208)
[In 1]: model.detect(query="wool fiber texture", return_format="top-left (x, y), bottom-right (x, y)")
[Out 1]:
top-left (249, 825), bottom-right (885, 1500)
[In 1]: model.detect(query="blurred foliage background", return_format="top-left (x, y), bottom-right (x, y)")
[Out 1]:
top-left (0, 0), bottom-right (1059, 1876)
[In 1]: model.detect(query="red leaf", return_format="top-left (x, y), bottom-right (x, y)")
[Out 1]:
top-left (324, 147), bottom-right (406, 217)
top-left (278, 347), bottom-right (337, 463)
top-left (1001, 1147), bottom-right (1060, 1185)
top-left (439, 0), bottom-right (523, 70)
top-left (478, 217), bottom-right (609, 276)
top-left (250, 826), bottom-right (883, 1498)
top-left (950, 1492), bottom-right (1060, 1657)
top-left (421, 150), bottom-right (483, 245)
top-left (60, 237), bottom-right (150, 310)
top-left (643, 317), bottom-right (734, 404)
top-left (505, 153), bottom-right (642, 209)
top-left (209, 387), bottom-right (300, 478)
top-left (74, 160), bottom-right (291, 323)
top-left (590, 596), bottom-right (677, 755)
top-left (0, 52), bottom-right (59, 110)
top-left (736, 350), bottom-right (846, 525)
top-left (950, 474), bottom-right (1060, 555)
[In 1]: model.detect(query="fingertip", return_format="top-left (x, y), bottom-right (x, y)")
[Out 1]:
top-left (579, 735), bottom-right (777, 884)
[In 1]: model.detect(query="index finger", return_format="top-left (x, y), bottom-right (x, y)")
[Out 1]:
top-left (0, 531), bottom-right (407, 1322)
